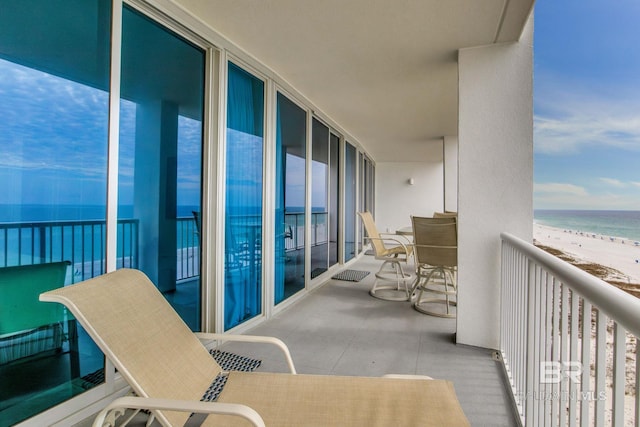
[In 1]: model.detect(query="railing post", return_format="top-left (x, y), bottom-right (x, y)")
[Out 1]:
top-left (39, 225), bottom-right (47, 263)
top-left (525, 256), bottom-right (536, 426)
top-left (612, 323), bottom-right (626, 427)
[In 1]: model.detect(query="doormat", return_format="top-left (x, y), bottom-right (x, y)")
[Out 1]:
top-left (331, 269), bottom-right (370, 282)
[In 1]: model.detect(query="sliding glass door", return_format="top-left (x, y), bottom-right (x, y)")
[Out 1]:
top-left (310, 119), bottom-right (340, 277)
top-left (117, 5), bottom-right (205, 331)
top-left (344, 142), bottom-right (357, 262)
top-left (0, 1), bottom-right (110, 423)
top-left (311, 119), bottom-right (329, 277)
top-left (329, 133), bottom-right (340, 267)
top-left (357, 153), bottom-right (375, 255)
top-left (275, 93), bottom-right (307, 303)
top-left (224, 63), bottom-right (265, 330)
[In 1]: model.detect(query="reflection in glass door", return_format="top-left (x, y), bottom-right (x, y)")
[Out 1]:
top-left (357, 153), bottom-right (375, 254)
top-left (329, 133), bottom-right (340, 267)
top-left (117, 6), bottom-right (205, 331)
top-left (310, 119), bottom-right (340, 277)
top-left (311, 118), bottom-right (329, 278)
top-left (224, 63), bottom-right (264, 330)
top-left (357, 152), bottom-right (365, 254)
top-left (275, 93), bottom-right (307, 303)
top-left (0, 1), bottom-right (110, 423)
top-left (357, 154), bottom-right (375, 255)
top-left (344, 142), bottom-right (357, 262)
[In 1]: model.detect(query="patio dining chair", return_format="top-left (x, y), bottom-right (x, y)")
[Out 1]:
top-left (411, 216), bottom-right (458, 317)
top-left (40, 269), bottom-right (469, 426)
top-left (358, 211), bottom-right (413, 301)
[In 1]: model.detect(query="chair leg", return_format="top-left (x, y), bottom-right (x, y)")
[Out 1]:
top-left (413, 267), bottom-right (457, 317)
top-left (370, 259), bottom-right (411, 301)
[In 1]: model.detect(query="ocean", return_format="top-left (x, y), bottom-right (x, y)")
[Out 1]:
top-left (534, 210), bottom-right (640, 242)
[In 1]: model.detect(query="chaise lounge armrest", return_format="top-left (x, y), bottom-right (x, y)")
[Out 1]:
top-left (92, 395), bottom-right (265, 427)
top-left (194, 332), bottom-right (297, 374)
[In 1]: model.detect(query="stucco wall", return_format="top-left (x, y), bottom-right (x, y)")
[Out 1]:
top-left (374, 161), bottom-right (444, 234)
top-left (457, 18), bottom-right (534, 349)
top-left (444, 135), bottom-right (458, 212)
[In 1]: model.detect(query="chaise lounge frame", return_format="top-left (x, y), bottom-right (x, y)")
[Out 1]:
top-left (40, 268), bottom-right (469, 427)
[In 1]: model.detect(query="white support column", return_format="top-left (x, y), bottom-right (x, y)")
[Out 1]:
top-left (443, 135), bottom-right (458, 213)
top-left (456, 17), bottom-right (533, 349)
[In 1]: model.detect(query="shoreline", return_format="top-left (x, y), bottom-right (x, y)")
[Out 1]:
top-left (533, 223), bottom-right (640, 287)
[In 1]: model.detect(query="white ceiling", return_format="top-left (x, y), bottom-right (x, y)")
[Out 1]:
top-left (174, 0), bottom-right (534, 162)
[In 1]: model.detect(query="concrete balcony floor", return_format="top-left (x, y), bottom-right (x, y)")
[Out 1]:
top-left (78, 255), bottom-right (519, 426)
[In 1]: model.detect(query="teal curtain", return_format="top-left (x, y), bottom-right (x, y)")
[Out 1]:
top-left (224, 63), bottom-right (264, 330)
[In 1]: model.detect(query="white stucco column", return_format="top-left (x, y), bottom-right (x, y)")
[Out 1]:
top-left (443, 135), bottom-right (458, 212)
top-left (456, 17), bottom-right (533, 349)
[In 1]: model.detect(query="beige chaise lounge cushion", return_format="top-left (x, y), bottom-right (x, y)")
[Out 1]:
top-left (209, 371), bottom-right (469, 426)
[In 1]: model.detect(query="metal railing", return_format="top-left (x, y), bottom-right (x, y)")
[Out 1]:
top-left (284, 212), bottom-right (328, 251)
top-left (0, 213), bottom-right (330, 284)
top-left (500, 232), bottom-right (640, 427)
top-left (0, 219), bottom-right (138, 282)
top-left (176, 216), bottom-right (199, 281)
top-left (0, 217), bottom-right (200, 283)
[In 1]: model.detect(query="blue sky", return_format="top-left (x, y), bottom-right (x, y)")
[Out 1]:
top-left (534, 0), bottom-right (640, 210)
top-left (0, 57), bottom-right (202, 214)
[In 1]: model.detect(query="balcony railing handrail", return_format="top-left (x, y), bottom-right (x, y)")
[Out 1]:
top-left (0, 218), bottom-right (111, 228)
top-left (501, 232), bottom-right (640, 338)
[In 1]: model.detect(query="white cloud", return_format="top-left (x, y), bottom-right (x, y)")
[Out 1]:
top-left (599, 177), bottom-right (626, 187)
top-left (534, 182), bottom-right (640, 210)
top-left (534, 182), bottom-right (588, 196)
top-left (534, 73), bottom-right (640, 155)
top-left (535, 111), bottom-right (640, 155)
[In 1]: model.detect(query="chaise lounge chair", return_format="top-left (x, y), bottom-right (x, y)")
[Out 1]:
top-left (40, 269), bottom-right (469, 426)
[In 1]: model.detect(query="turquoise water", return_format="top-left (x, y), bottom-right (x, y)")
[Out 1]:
top-left (534, 210), bottom-right (640, 242)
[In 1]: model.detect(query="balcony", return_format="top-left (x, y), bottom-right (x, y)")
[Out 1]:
top-left (43, 232), bottom-right (628, 426)
top-left (4, 217), bottom-right (640, 426)
top-left (6, 207), bottom-right (638, 426)
top-left (0, 1), bottom-right (550, 425)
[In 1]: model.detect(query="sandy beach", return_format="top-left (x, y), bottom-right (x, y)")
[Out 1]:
top-left (534, 223), bottom-right (640, 286)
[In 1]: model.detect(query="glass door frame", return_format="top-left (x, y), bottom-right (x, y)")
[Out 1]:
top-left (270, 86), bottom-right (311, 311)
top-left (20, 1), bottom-right (217, 424)
top-left (310, 115), bottom-right (342, 283)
